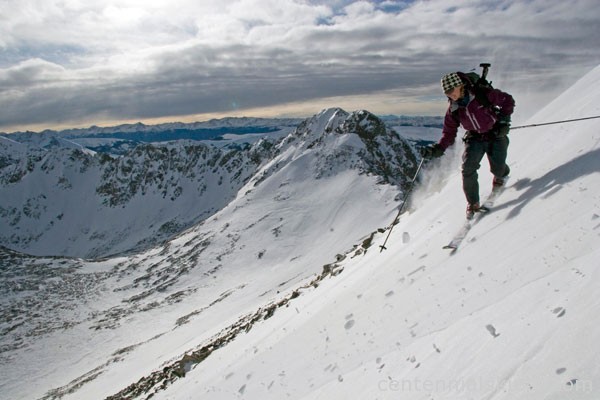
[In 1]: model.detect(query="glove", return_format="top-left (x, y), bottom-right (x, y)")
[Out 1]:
top-left (495, 112), bottom-right (511, 126)
top-left (420, 143), bottom-right (444, 159)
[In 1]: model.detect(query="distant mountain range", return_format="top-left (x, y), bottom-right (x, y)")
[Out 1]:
top-left (1, 115), bottom-right (441, 155)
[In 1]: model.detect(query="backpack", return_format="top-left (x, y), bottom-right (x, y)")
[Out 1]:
top-left (460, 71), bottom-right (494, 109)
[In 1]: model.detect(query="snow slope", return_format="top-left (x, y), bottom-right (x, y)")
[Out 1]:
top-left (144, 66), bottom-right (600, 399)
top-left (0, 109), bottom-right (416, 400)
top-left (1, 64), bottom-right (599, 400)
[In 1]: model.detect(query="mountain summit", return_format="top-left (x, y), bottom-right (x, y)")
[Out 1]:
top-left (0, 109), bottom-right (417, 258)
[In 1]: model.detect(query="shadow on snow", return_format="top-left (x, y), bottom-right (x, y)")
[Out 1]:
top-left (501, 147), bottom-right (600, 219)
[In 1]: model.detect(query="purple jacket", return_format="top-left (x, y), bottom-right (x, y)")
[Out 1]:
top-left (439, 82), bottom-right (515, 150)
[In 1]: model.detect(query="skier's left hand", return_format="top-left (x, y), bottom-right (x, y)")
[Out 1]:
top-left (421, 143), bottom-right (444, 159)
top-left (495, 112), bottom-right (511, 126)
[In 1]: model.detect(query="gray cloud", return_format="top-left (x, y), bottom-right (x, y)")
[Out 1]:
top-left (1, 0), bottom-right (599, 132)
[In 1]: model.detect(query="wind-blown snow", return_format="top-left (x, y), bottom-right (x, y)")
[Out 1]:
top-left (1, 65), bottom-right (599, 400)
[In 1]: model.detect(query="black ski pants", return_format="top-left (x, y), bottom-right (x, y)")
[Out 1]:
top-left (461, 131), bottom-right (509, 205)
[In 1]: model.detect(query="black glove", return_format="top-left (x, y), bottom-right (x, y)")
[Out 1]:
top-left (495, 112), bottom-right (511, 126)
top-left (420, 143), bottom-right (444, 159)
top-left (492, 113), bottom-right (511, 137)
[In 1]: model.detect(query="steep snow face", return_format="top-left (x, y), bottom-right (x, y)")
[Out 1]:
top-left (135, 66), bottom-right (597, 399)
top-left (0, 109), bottom-right (418, 400)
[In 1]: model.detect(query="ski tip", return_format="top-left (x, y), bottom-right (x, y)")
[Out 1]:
top-left (443, 244), bottom-right (458, 252)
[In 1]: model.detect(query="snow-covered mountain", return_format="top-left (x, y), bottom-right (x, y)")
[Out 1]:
top-left (0, 107), bottom-right (419, 399)
top-left (1, 63), bottom-right (599, 400)
top-left (0, 139), bottom-right (267, 257)
top-left (0, 109), bottom-right (417, 258)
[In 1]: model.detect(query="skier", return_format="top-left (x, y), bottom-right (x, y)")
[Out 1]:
top-left (423, 71), bottom-right (515, 219)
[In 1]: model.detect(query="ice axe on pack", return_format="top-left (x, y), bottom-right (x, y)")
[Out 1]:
top-left (480, 63), bottom-right (491, 80)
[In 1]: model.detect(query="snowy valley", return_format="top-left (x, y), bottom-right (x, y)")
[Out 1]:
top-left (1, 62), bottom-right (600, 400)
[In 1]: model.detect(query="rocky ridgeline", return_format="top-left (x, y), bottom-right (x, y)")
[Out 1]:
top-left (0, 109), bottom-right (418, 258)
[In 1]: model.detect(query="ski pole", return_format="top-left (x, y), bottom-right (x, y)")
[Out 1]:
top-left (511, 115), bottom-right (600, 130)
top-left (379, 157), bottom-right (426, 252)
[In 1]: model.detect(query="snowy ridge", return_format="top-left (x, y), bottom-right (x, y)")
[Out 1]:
top-left (257, 108), bottom-right (418, 188)
top-left (0, 141), bottom-right (267, 257)
top-left (0, 109), bottom-right (417, 258)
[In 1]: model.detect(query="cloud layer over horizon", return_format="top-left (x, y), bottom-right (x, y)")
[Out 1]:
top-left (1, 0), bottom-right (599, 132)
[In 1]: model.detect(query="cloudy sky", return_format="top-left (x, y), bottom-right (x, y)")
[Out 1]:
top-left (1, 0), bottom-right (599, 132)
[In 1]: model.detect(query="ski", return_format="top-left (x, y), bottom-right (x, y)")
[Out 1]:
top-left (443, 178), bottom-right (509, 252)
top-left (442, 211), bottom-right (487, 252)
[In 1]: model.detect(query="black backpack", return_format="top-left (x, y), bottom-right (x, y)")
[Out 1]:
top-left (460, 71), bottom-right (494, 109)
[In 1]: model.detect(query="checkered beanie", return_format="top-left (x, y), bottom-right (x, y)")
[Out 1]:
top-left (441, 72), bottom-right (463, 93)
